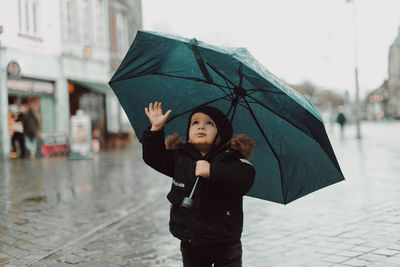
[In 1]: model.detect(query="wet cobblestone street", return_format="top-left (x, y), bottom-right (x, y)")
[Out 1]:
top-left (1, 121), bottom-right (400, 266)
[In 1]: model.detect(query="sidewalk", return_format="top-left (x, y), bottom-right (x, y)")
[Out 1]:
top-left (242, 121), bottom-right (400, 266)
top-left (0, 121), bottom-right (399, 266)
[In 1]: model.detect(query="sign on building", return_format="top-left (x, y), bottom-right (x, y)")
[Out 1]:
top-left (69, 110), bottom-right (93, 159)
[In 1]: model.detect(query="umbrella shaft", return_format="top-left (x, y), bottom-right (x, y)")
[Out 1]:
top-left (189, 176), bottom-right (200, 199)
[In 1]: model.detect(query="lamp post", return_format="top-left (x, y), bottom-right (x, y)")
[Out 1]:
top-left (346, 0), bottom-right (362, 139)
top-left (0, 25), bottom-right (4, 158)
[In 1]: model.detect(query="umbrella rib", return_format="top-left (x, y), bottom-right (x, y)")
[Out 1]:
top-left (229, 98), bottom-right (250, 110)
top-left (230, 104), bottom-right (238, 123)
top-left (113, 72), bottom-right (234, 95)
top-left (246, 95), bottom-right (314, 140)
top-left (184, 45), bottom-right (237, 91)
top-left (241, 97), bottom-right (287, 204)
top-left (188, 43), bottom-right (214, 83)
top-left (224, 79), bottom-right (235, 95)
top-left (115, 71), bottom-right (234, 101)
top-left (237, 100), bottom-right (251, 110)
top-left (203, 60), bottom-right (237, 89)
top-left (226, 104), bottom-right (235, 118)
top-left (226, 102), bottom-right (238, 123)
top-left (216, 85), bottom-right (232, 98)
top-left (153, 72), bottom-right (233, 98)
top-left (166, 95), bottom-right (234, 124)
top-left (238, 63), bottom-right (244, 88)
top-left (156, 73), bottom-right (234, 98)
top-left (154, 73), bottom-right (230, 89)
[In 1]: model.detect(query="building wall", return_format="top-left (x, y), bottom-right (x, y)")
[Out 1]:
top-left (0, 0), bottom-right (61, 56)
top-left (109, 0), bottom-right (142, 130)
top-left (61, 0), bottom-right (121, 139)
top-left (0, 0), bottom-right (142, 158)
top-left (109, 0), bottom-right (142, 71)
top-left (0, 0), bottom-right (63, 158)
top-left (388, 43), bottom-right (400, 116)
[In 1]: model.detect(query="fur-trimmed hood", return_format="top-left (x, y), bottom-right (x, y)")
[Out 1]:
top-left (165, 133), bottom-right (256, 160)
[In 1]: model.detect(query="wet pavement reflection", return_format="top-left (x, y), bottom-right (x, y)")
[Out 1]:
top-left (1, 121), bottom-right (400, 266)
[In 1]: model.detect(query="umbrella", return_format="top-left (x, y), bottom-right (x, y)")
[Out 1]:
top-left (109, 30), bottom-right (345, 204)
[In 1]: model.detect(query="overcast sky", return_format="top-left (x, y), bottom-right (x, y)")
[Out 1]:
top-left (141, 0), bottom-right (400, 99)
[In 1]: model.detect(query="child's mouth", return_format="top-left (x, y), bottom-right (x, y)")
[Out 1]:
top-left (196, 133), bottom-right (206, 137)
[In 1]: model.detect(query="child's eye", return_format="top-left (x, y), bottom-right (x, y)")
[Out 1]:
top-left (192, 121), bottom-right (198, 125)
top-left (207, 121), bottom-right (214, 126)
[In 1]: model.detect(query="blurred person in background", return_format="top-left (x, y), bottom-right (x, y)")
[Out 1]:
top-left (22, 99), bottom-right (41, 158)
top-left (336, 111), bottom-right (347, 137)
top-left (8, 98), bottom-right (26, 159)
top-left (11, 111), bottom-right (26, 159)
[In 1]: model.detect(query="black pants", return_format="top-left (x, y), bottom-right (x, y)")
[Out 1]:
top-left (180, 240), bottom-right (242, 267)
top-left (11, 133), bottom-right (26, 159)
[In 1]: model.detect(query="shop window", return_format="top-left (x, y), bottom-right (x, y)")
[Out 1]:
top-left (79, 93), bottom-right (104, 122)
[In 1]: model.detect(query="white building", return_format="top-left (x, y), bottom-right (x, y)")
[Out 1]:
top-left (0, 0), bottom-right (141, 158)
top-left (388, 23), bottom-right (400, 118)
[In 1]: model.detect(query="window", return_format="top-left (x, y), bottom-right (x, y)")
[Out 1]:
top-left (18, 0), bottom-right (39, 36)
top-left (77, 0), bottom-right (91, 44)
top-left (63, 0), bottom-right (92, 44)
top-left (63, 0), bottom-right (75, 40)
top-left (93, 0), bottom-right (105, 46)
top-left (114, 3), bottom-right (129, 58)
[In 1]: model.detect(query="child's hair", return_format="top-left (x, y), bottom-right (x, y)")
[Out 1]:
top-left (165, 133), bottom-right (183, 150)
top-left (229, 134), bottom-right (257, 159)
top-left (165, 133), bottom-right (256, 160)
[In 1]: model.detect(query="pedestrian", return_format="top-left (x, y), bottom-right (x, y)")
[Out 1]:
top-left (142, 102), bottom-right (256, 267)
top-left (11, 112), bottom-right (26, 159)
top-left (336, 111), bottom-right (347, 136)
top-left (23, 107), bottom-right (39, 158)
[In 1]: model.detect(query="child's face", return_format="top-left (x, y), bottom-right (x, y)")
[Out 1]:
top-left (188, 112), bottom-right (220, 150)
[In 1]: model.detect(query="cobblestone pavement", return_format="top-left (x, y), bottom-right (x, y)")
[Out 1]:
top-left (1, 121), bottom-right (400, 267)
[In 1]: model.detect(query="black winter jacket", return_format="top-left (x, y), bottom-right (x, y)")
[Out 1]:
top-left (142, 128), bottom-right (255, 247)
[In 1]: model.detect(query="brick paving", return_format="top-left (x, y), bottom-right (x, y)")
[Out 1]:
top-left (0, 121), bottom-right (400, 266)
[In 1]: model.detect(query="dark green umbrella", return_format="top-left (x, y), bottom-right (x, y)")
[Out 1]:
top-left (109, 30), bottom-right (345, 204)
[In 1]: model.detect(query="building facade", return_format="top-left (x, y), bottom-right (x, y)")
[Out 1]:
top-left (0, 0), bottom-right (141, 158)
top-left (388, 24), bottom-right (400, 119)
top-left (365, 80), bottom-right (390, 121)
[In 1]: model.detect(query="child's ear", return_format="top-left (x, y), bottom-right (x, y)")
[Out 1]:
top-left (188, 139), bottom-right (191, 143)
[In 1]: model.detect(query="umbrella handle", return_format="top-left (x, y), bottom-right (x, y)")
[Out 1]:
top-left (180, 176), bottom-right (200, 211)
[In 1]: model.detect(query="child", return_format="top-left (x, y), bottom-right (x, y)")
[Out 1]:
top-left (142, 101), bottom-right (256, 267)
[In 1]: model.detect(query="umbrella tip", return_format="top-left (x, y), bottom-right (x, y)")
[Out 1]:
top-left (189, 38), bottom-right (199, 45)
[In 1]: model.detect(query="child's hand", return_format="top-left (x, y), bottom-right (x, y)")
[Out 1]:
top-left (195, 160), bottom-right (210, 178)
top-left (145, 102), bottom-right (172, 131)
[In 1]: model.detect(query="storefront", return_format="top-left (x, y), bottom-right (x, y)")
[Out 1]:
top-left (68, 81), bottom-right (105, 150)
top-left (7, 78), bottom-right (60, 158)
top-left (67, 80), bottom-right (130, 151)
top-left (8, 78), bottom-right (55, 128)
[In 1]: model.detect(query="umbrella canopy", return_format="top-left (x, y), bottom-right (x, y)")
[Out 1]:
top-left (109, 30), bottom-right (345, 204)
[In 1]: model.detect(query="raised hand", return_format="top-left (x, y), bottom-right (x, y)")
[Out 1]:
top-left (145, 101), bottom-right (172, 131)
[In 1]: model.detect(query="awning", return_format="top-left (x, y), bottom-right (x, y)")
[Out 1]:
top-left (73, 80), bottom-right (113, 95)
top-left (71, 80), bottom-right (121, 133)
